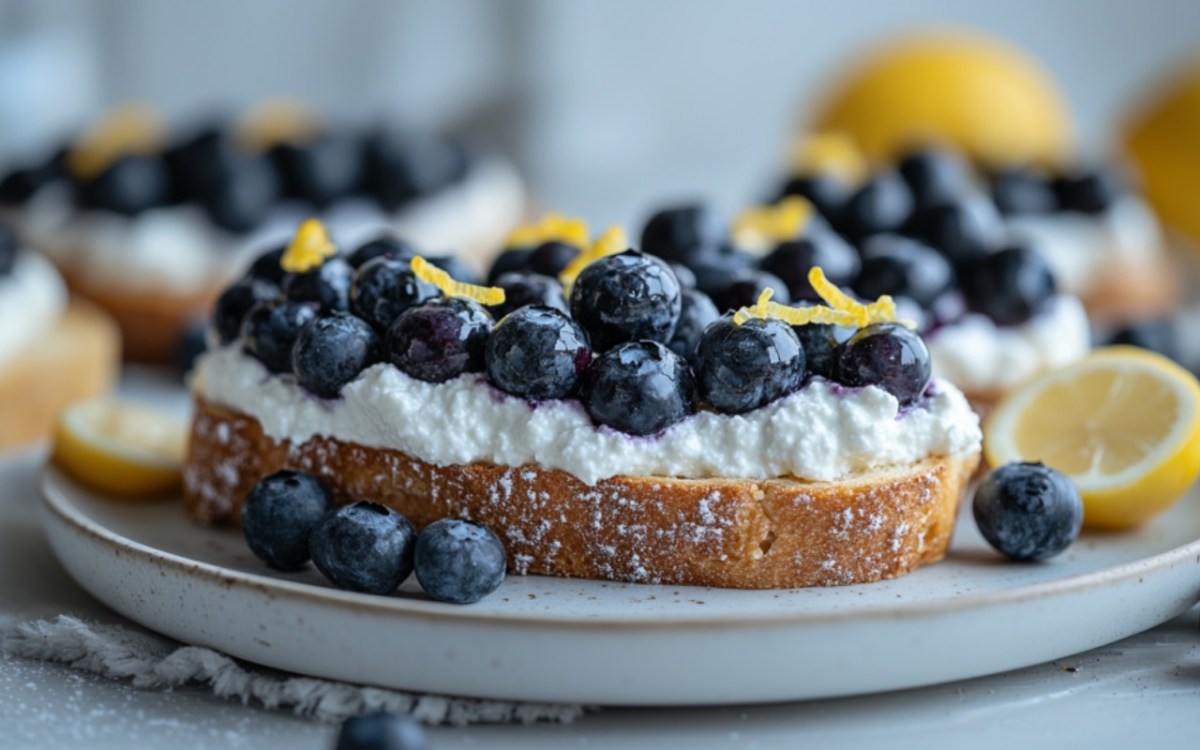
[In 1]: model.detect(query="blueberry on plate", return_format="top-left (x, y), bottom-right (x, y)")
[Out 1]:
top-left (199, 154), bottom-right (279, 234)
top-left (1108, 318), bottom-right (1180, 363)
top-left (855, 234), bottom-right (955, 308)
top-left (425, 254), bottom-right (481, 285)
top-left (570, 250), bottom-right (682, 350)
top-left (958, 245), bottom-right (1056, 326)
top-left (905, 195), bottom-right (1002, 264)
top-left (335, 713), bottom-right (429, 750)
top-left (792, 322), bottom-right (839, 379)
top-left (293, 312), bottom-right (380, 397)
top-left (489, 271), bottom-right (568, 318)
top-left (414, 518), bottom-right (506, 605)
top-left (581, 340), bottom-right (695, 435)
top-left (270, 132), bottom-right (363, 208)
top-left (387, 298), bottom-right (492, 383)
top-left (694, 316), bottom-right (805, 414)
top-left (710, 268), bottom-right (790, 313)
top-left (282, 256), bottom-right (354, 312)
top-left (310, 501), bottom-right (417, 595)
top-left (759, 233), bottom-right (861, 302)
top-left (667, 288), bottom-right (720, 361)
top-left (348, 234), bottom-right (420, 269)
top-left (639, 203), bottom-right (723, 265)
top-left (241, 471), bottom-right (335, 571)
top-left (1054, 166), bottom-right (1123, 215)
top-left (242, 299), bottom-right (318, 374)
top-left (527, 240), bottom-right (580, 278)
top-left (835, 170), bottom-right (913, 242)
top-left (896, 146), bottom-right (970, 209)
top-left (485, 305), bottom-right (591, 400)
top-left (75, 154), bottom-right (171, 216)
top-left (486, 247), bottom-right (534, 284)
top-left (213, 277), bottom-right (280, 345)
top-left (832, 322), bottom-right (931, 406)
top-left (775, 172), bottom-right (849, 218)
top-left (349, 257), bottom-right (439, 332)
top-left (991, 166), bottom-right (1058, 216)
top-left (246, 245), bottom-right (288, 286)
top-left (973, 462), bottom-right (1083, 561)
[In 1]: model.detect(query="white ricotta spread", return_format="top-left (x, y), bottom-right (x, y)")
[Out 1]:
top-left (926, 295), bottom-right (1090, 395)
top-left (193, 345), bottom-right (981, 486)
top-left (1006, 197), bottom-right (1163, 297)
top-left (0, 251), bottom-right (67, 368)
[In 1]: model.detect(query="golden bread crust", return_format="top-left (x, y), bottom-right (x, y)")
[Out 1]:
top-left (185, 398), bottom-right (978, 589)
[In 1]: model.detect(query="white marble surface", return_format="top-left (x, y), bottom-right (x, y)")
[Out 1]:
top-left (1, 368), bottom-right (1199, 748)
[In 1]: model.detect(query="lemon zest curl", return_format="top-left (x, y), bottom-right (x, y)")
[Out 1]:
top-left (411, 256), bottom-right (506, 306)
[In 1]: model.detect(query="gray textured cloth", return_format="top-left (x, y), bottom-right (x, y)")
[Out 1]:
top-left (0, 614), bottom-right (584, 726)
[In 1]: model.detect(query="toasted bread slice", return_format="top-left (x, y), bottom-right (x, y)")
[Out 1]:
top-left (0, 299), bottom-right (120, 449)
top-left (184, 398), bottom-right (979, 589)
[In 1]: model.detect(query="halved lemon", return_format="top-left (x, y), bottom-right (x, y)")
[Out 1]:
top-left (52, 399), bottom-right (186, 498)
top-left (984, 346), bottom-right (1200, 530)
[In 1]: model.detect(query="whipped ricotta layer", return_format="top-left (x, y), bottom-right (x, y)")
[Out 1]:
top-left (926, 295), bottom-right (1090, 395)
top-left (1006, 198), bottom-right (1163, 296)
top-left (193, 345), bottom-right (981, 486)
top-left (0, 251), bottom-right (67, 368)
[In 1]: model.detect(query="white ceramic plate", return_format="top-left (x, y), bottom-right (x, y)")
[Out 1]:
top-left (40, 466), bottom-right (1200, 706)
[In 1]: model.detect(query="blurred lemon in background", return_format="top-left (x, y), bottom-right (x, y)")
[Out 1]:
top-left (810, 29), bottom-right (1074, 166)
top-left (53, 399), bottom-right (185, 499)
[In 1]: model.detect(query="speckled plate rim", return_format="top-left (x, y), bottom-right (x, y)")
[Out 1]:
top-left (38, 465), bottom-right (1200, 630)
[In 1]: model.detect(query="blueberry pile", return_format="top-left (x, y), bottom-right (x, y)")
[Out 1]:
top-left (242, 470), bottom-right (507, 605)
top-left (0, 120), bottom-right (472, 236)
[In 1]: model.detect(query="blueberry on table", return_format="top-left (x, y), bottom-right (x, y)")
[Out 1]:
top-left (246, 245), bottom-right (288, 286)
top-left (489, 271), bottom-right (568, 318)
top-left (904, 196), bottom-right (1001, 264)
top-left (527, 240), bottom-right (580, 278)
top-left (759, 233), bottom-right (860, 302)
top-left (896, 146), bottom-right (970, 209)
top-left (973, 462), bottom-right (1083, 561)
top-left (213, 277), bottom-right (280, 345)
top-left (76, 154), bottom-right (171, 216)
top-left (241, 299), bottom-right (318, 374)
top-left (387, 298), bottom-right (492, 383)
top-left (990, 166), bottom-right (1058, 216)
top-left (832, 322), bottom-right (931, 406)
top-left (958, 245), bottom-right (1056, 326)
top-left (710, 268), bottom-right (790, 313)
top-left (336, 712), bottom-right (429, 750)
top-left (581, 340), bottom-right (695, 435)
top-left (414, 518), bottom-right (507, 605)
top-left (855, 234), bottom-right (955, 308)
top-left (639, 203), bottom-right (723, 265)
top-left (282, 256), bottom-right (354, 313)
top-left (310, 501), bottom-right (417, 595)
top-left (350, 257), bottom-right (440, 333)
top-left (667, 288), bottom-right (720, 361)
top-left (348, 234), bottom-right (420, 269)
top-left (1053, 167), bottom-right (1123, 215)
top-left (293, 312), bottom-right (380, 397)
top-left (570, 250), bottom-right (682, 350)
top-left (485, 305), bottom-right (591, 400)
top-left (694, 316), bottom-right (806, 414)
top-left (241, 471), bottom-right (334, 571)
top-left (835, 170), bottom-right (913, 242)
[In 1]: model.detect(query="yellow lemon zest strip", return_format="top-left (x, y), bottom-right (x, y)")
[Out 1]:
top-left (732, 267), bottom-right (916, 328)
top-left (558, 225), bottom-right (628, 290)
top-left (281, 218), bottom-right (337, 273)
top-left (732, 196), bottom-right (814, 245)
top-left (68, 104), bottom-right (166, 179)
top-left (505, 212), bottom-right (590, 250)
top-left (787, 131), bottom-right (868, 185)
top-left (411, 256), bottom-right (505, 306)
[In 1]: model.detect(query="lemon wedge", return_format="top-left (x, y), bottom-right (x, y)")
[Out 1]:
top-left (52, 399), bottom-right (186, 498)
top-left (984, 347), bottom-right (1200, 530)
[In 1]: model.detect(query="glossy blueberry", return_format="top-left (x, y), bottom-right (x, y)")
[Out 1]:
top-left (832, 323), bottom-right (931, 406)
top-left (667, 289), bottom-right (720, 361)
top-left (387, 298), bottom-right (492, 383)
top-left (570, 251), bottom-right (681, 350)
top-left (212, 277), bottom-right (280, 345)
top-left (1054, 167), bottom-right (1123, 215)
top-left (241, 471), bottom-right (334, 571)
top-left (792, 323), bottom-right (839, 379)
top-left (959, 246), bottom-right (1056, 326)
top-left (1108, 318), bottom-right (1179, 362)
top-left (173, 320), bottom-right (208, 377)
top-left (426, 255), bottom-right (481, 285)
top-left (282, 256), bottom-right (354, 312)
top-left (991, 167), bottom-right (1057, 215)
top-left (293, 313), bottom-right (380, 398)
top-left (855, 234), bottom-right (955, 308)
top-left (414, 518), bottom-right (507, 605)
top-left (639, 203), bottom-right (723, 264)
top-left (361, 129), bottom-right (466, 211)
top-left (485, 306), bottom-right (591, 400)
top-left (270, 133), bottom-right (363, 208)
top-left (350, 257), bottom-right (439, 332)
top-left (973, 462), bottom-right (1083, 561)
top-left (689, 248), bottom-right (756, 299)
top-left (710, 268), bottom-right (790, 312)
top-left (348, 235), bottom-right (419, 268)
top-left (775, 172), bottom-right (849, 218)
top-left (896, 147), bottom-right (970, 209)
top-left (905, 195), bottom-right (1001, 264)
top-left (199, 155), bottom-right (279, 234)
top-left (490, 272), bottom-right (567, 318)
top-left (581, 341), bottom-right (695, 435)
top-left (527, 241), bottom-right (580, 278)
top-left (694, 316), bottom-right (805, 414)
top-left (246, 245), bottom-right (288, 285)
top-left (835, 171), bottom-right (913, 241)
top-left (486, 248), bottom-right (534, 284)
top-left (310, 502), bottom-right (417, 595)
top-left (335, 713), bottom-right (429, 750)
top-left (759, 232), bottom-right (861, 301)
top-left (0, 223), bottom-right (17, 275)
top-left (75, 154), bottom-right (171, 216)
top-left (241, 299), bottom-right (318, 373)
